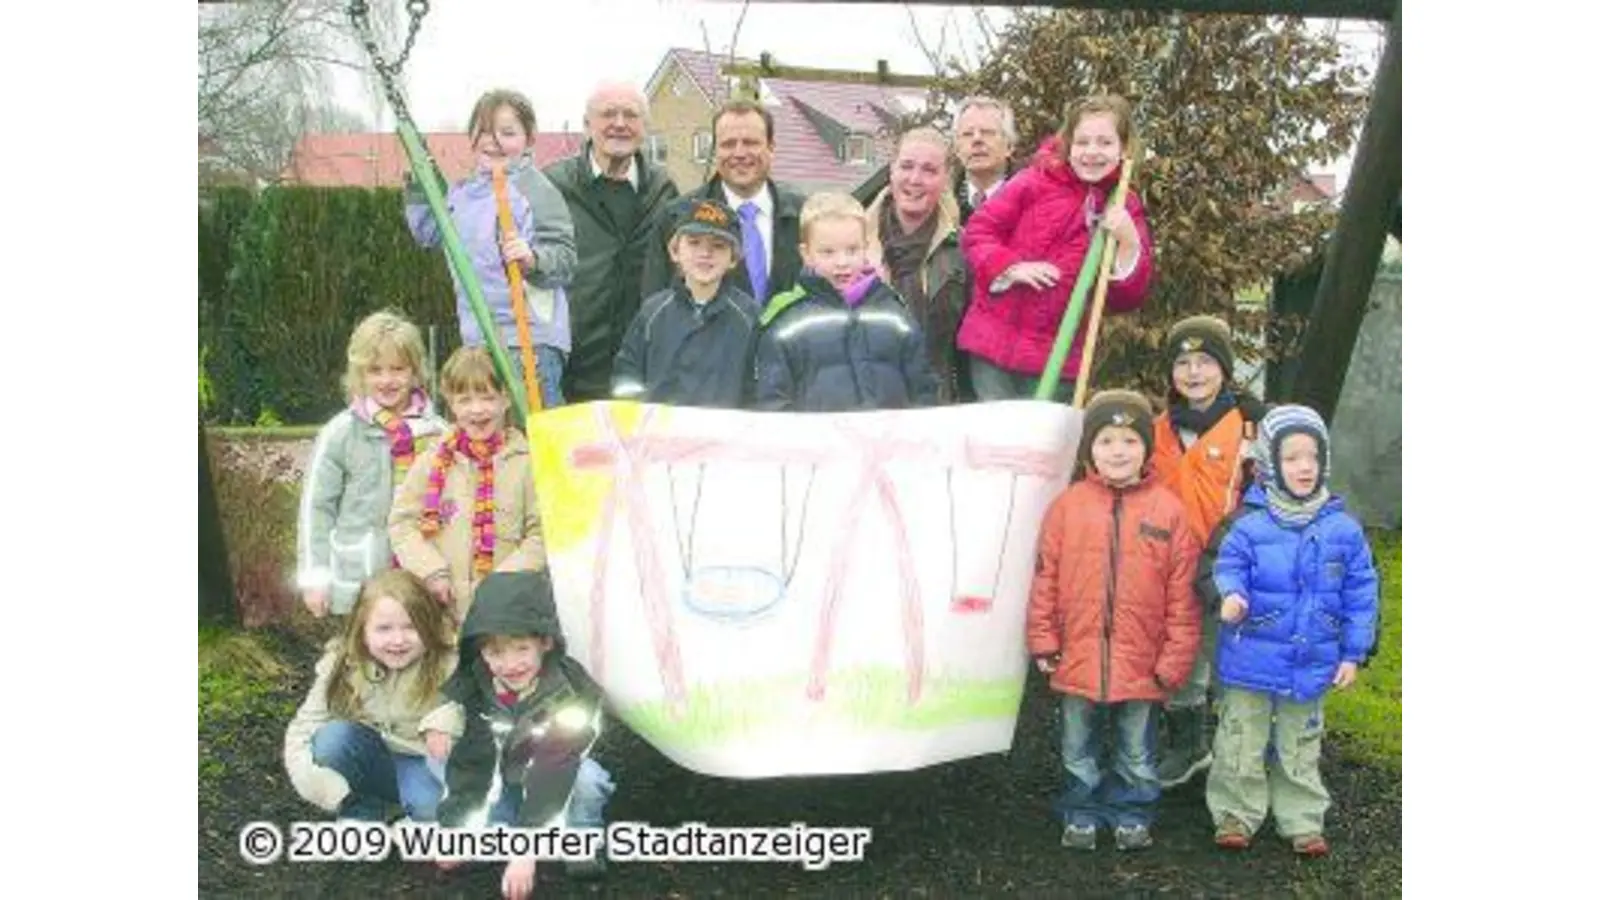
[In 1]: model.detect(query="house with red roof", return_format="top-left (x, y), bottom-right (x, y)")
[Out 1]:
top-left (279, 132), bottom-right (584, 187)
top-left (641, 48), bottom-right (926, 195)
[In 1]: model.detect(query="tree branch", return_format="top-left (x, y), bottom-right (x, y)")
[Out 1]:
top-left (904, 5), bottom-right (946, 77)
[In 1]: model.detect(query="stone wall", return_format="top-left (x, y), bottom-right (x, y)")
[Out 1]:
top-left (1327, 272), bottom-right (1401, 529)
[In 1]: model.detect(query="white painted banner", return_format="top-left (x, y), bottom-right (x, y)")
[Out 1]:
top-left (527, 400), bottom-right (1083, 778)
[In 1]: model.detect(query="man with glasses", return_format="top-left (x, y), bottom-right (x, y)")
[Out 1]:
top-left (545, 82), bottom-right (681, 402)
top-left (951, 96), bottom-right (1019, 226)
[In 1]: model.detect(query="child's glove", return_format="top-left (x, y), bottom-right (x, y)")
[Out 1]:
top-left (1220, 594), bottom-right (1249, 624)
top-left (1033, 653), bottom-right (1061, 674)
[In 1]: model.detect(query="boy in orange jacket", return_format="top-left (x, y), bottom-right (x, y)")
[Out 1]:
top-left (1148, 315), bottom-right (1266, 788)
top-left (1027, 389), bottom-right (1202, 852)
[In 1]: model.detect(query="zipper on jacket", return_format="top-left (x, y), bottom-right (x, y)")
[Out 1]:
top-left (843, 306), bottom-right (864, 403)
top-left (1296, 528), bottom-right (1321, 668)
top-left (1102, 491), bottom-right (1122, 703)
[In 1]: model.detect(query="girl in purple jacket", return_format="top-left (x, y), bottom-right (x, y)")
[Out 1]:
top-left (405, 89), bottom-right (578, 409)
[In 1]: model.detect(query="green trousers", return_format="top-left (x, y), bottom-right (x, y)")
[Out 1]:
top-left (1205, 687), bottom-right (1331, 838)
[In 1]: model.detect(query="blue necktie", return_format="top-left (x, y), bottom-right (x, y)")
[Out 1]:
top-left (738, 201), bottom-right (769, 306)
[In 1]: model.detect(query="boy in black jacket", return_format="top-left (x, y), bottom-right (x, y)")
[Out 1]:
top-left (612, 197), bottom-right (761, 408)
top-left (436, 571), bottom-right (614, 892)
top-left (753, 192), bottom-right (939, 411)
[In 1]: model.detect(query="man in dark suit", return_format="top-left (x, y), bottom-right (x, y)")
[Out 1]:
top-left (951, 96), bottom-right (1018, 226)
top-left (640, 99), bottom-right (805, 309)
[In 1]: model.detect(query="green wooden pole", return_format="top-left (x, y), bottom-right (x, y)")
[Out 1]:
top-left (1032, 169), bottom-right (1135, 402)
top-left (394, 121), bottom-right (529, 423)
top-left (1032, 231), bottom-right (1110, 401)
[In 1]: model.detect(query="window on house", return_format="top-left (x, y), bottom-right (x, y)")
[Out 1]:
top-left (692, 130), bottom-right (713, 163)
top-left (646, 134), bottom-right (668, 165)
top-left (843, 134), bottom-right (872, 166)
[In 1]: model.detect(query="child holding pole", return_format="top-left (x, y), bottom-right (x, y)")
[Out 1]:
top-left (957, 95), bottom-right (1154, 402)
top-left (404, 89), bottom-right (577, 409)
top-left (1148, 315), bottom-right (1268, 787)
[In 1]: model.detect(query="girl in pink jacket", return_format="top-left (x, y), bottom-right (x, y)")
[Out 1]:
top-left (956, 95), bottom-right (1155, 402)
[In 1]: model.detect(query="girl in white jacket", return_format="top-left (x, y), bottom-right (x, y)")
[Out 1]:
top-left (283, 570), bottom-right (462, 820)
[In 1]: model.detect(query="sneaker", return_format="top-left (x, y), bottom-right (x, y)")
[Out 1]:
top-left (1292, 833), bottom-right (1330, 857)
top-left (1060, 824), bottom-right (1097, 851)
top-left (1114, 825), bottom-right (1153, 852)
top-left (1214, 817), bottom-right (1252, 850)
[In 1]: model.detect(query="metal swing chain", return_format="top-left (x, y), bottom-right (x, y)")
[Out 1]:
top-left (668, 462), bottom-right (815, 588)
top-left (347, 0), bottom-right (431, 130)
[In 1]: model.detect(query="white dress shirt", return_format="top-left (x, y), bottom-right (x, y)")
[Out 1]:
top-left (723, 181), bottom-right (774, 273)
top-left (966, 174), bottom-right (1009, 210)
top-left (590, 150), bottom-right (639, 188)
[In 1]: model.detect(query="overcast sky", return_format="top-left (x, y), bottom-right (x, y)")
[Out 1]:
top-left (323, 1), bottom-right (1385, 187)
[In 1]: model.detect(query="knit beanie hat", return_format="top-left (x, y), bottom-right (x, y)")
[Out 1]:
top-left (1164, 315), bottom-right (1235, 382)
top-left (1079, 389), bottom-right (1155, 465)
top-left (1253, 404), bottom-right (1331, 497)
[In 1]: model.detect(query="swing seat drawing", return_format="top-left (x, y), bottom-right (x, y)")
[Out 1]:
top-left (680, 565), bottom-right (785, 622)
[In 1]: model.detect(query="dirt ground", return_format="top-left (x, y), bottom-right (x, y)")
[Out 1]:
top-left (199, 625), bottom-right (1400, 899)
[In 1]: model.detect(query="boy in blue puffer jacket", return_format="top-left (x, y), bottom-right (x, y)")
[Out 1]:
top-left (1197, 405), bottom-right (1378, 858)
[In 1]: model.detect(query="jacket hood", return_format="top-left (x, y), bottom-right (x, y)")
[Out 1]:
top-left (1031, 134), bottom-right (1125, 190)
top-left (458, 151), bottom-right (537, 191)
top-left (459, 569), bottom-right (563, 645)
top-left (445, 569), bottom-right (572, 704)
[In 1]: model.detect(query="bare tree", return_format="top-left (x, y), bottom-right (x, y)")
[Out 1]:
top-left (198, 0), bottom-right (398, 183)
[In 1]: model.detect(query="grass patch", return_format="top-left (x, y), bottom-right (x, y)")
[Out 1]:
top-left (1323, 528), bottom-right (1401, 769)
top-left (199, 627), bottom-right (293, 722)
top-left (621, 667), bottom-right (1023, 750)
top-left (199, 627), bottom-right (300, 787)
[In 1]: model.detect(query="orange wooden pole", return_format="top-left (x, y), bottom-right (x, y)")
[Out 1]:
top-left (1070, 151), bottom-right (1139, 409)
top-left (1223, 421), bottom-right (1259, 516)
top-left (491, 163), bottom-right (544, 415)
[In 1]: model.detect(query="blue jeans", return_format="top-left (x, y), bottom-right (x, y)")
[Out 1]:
top-left (310, 720), bottom-right (446, 821)
top-left (488, 757), bottom-right (615, 830)
top-left (1054, 695), bottom-right (1162, 829)
top-left (968, 356), bottom-right (1074, 403)
top-left (503, 345), bottom-right (566, 409)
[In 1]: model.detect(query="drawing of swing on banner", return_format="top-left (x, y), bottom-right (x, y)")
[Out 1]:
top-left (526, 399), bottom-right (1084, 779)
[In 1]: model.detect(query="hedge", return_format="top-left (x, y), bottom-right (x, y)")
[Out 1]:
top-left (200, 186), bottom-right (461, 425)
top-left (200, 184), bottom-right (1312, 426)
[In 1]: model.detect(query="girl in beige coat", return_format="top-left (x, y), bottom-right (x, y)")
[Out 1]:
top-left (389, 346), bottom-right (546, 623)
top-left (283, 570), bottom-right (463, 820)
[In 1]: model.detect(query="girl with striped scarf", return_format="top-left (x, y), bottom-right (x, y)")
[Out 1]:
top-left (297, 310), bottom-right (447, 618)
top-left (388, 346), bottom-right (546, 625)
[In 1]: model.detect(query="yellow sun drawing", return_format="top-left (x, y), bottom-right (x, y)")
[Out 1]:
top-left (524, 402), bottom-right (660, 556)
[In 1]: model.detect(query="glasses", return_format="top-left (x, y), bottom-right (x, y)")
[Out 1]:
top-left (591, 106), bottom-right (642, 122)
